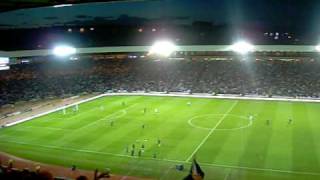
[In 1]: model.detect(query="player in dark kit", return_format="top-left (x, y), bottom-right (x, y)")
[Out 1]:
top-left (266, 120), bottom-right (270, 126)
top-left (288, 118), bottom-right (293, 124)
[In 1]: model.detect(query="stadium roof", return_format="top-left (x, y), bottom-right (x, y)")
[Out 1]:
top-left (0, 45), bottom-right (318, 58)
top-left (0, 0), bottom-right (132, 12)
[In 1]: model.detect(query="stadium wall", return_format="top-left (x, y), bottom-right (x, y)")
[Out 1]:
top-left (4, 92), bottom-right (320, 127)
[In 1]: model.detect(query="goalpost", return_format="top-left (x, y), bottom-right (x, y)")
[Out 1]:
top-left (62, 104), bottom-right (79, 115)
top-left (7, 92), bottom-right (320, 128)
top-left (75, 104), bottom-right (79, 111)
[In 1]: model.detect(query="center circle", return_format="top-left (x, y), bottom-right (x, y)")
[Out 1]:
top-left (188, 114), bottom-right (252, 131)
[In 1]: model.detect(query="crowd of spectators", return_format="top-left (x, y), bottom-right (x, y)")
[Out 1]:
top-left (1, 58), bottom-right (320, 106)
top-left (0, 160), bottom-right (111, 180)
top-left (0, 165), bottom-right (110, 180)
top-left (0, 166), bottom-right (54, 180)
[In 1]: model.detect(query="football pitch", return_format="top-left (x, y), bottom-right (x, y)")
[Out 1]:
top-left (0, 95), bottom-right (320, 180)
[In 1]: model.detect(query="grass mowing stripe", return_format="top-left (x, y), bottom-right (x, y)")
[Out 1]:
top-left (54, 103), bottom-right (138, 145)
top-left (27, 126), bottom-right (73, 131)
top-left (1, 139), bottom-right (319, 177)
top-left (2, 96), bottom-right (320, 179)
top-left (199, 162), bottom-right (320, 176)
top-left (0, 139), bottom-right (136, 159)
top-left (237, 102), bottom-right (276, 168)
top-left (185, 101), bottom-right (239, 162)
top-left (159, 166), bottom-right (174, 180)
top-left (223, 169), bottom-right (231, 180)
top-left (75, 103), bottom-right (138, 130)
top-left (292, 103), bottom-right (320, 172)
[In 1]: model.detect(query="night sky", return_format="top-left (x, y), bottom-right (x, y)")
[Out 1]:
top-left (0, 0), bottom-right (319, 33)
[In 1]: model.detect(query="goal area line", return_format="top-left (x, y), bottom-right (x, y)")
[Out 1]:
top-left (5, 92), bottom-right (320, 128)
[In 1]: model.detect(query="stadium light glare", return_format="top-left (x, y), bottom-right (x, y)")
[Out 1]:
top-left (52, 45), bottom-right (76, 57)
top-left (0, 57), bottom-right (9, 64)
top-left (53, 4), bottom-right (73, 8)
top-left (149, 41), bottom-right (177, 57)
top-left (316, 45), bottom-right (320, 52)
top-left (230, 41), bottom-right (254, 54)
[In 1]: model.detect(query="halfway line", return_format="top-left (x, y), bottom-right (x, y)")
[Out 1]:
top-left (185, 101), bottom-right (238, 162)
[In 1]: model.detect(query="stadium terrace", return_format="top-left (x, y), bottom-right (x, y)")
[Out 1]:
top-left (1, 1), bottom-right (320, 179)
top-left (1, 42), bottom-right (320, 180)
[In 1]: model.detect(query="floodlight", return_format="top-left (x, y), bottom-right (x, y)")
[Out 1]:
top-left (53, 4), bottom-right (72, 8)
top-left (149, 41), bottom-right (177, 57)
top-left (230, 41), bottom-right (254, 54)
top-left (0, 57), bottom-right (9, 64)
top-left (0, 65), bottom-right (9, 71)
top-left (316, 45), bottom-right (320, 52)
top-left (52, 45), bottom-right (76, 57)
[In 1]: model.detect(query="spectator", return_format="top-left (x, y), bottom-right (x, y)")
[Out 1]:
top-left (1, 59), bottom-right (320, 107)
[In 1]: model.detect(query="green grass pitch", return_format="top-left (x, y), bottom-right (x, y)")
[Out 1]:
top-left (0, 95), bottom-right (320, 180)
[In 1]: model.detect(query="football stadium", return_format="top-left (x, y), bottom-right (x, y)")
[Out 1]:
top-left (1, 0), bottom-right (320, 180)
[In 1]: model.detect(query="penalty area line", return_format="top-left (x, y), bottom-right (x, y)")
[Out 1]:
top-left (185, 101), bottom-right (239, 162)
top-left (71, 103), bottom-right (138, 131)
top-left (51, 103), bottom-right (138, 146)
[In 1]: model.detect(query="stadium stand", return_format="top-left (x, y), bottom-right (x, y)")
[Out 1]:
top-left (1, 58), bottom-right (320, 107)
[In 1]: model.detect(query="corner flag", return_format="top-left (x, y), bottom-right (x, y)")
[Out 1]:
top-left (183, 158), bottom-right (205, 180)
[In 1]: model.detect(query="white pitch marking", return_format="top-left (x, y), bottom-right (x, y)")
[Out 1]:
top-left (57, 105), bottom-right (101, 121)
top-left (1, 139), bottom-right (320, 176)
top-left (22, 108), bottom-right (125, 132)
top-left (7, 92), bottom-right (320, 128)
top-left (223, 169), bottom-right (231, 180)
top-left (53, 104), bottom-right (138, 145)
top-left (188, 114), bottom-right (253, 131)
top-left (159, 166), bottom-right (174, 180)
top-left (27, 126), bottom-right (72, 131)
top-left (185, 101), bottom-right (239, 162)
top-left (70, 103), bottom-right (136, 131)
top-left (217, 117), bottom-right (253, 131)
top-left (199, 161), bottom-right (320, 176)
